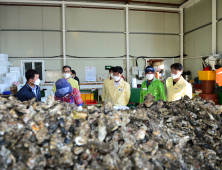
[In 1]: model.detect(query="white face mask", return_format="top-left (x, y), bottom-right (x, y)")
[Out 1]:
top-left (63, 73), bottom-right (70, 79)
top-left (113, 76), bottom-right (121, 82)
top-left (110, 73), bottom-right (113, 78)
top-left (146, 74), bottom-right (154, 80)
top-left (171, 73), bottom-right (181, 79)
top-left (34, 78), bottom-right (40, 86)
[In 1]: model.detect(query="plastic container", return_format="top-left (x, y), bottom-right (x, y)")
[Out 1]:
top-left (198, 71), bottom-right (216, 80)
top-left (199, 93), bottom-right (218, 105)
top-left (81, 93), bottom-right (94, 103)
top-left (86, 100), bottom-right (97, 106)
top-left (3, 91), bottom-right (11, 95)
top-left (216, 67), bottom-right (222, 86)
top-left (202, 80), bottom-right (215, 94)
top-left (195, 89), bottom-right (202, 94)
top-left (193, 83), bottom-right (202, 89)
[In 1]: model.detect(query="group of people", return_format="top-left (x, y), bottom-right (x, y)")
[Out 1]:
top-left (16, 62), bottom-right (192, 108)
top-left (101, 63), bottom-right (192, 106)
top-left (140, 63), bottom-right (192, 103)
top-left (16, 65), bottom-right (83, 110)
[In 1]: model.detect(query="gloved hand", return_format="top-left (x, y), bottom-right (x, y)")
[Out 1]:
top-left (77, 106), bottom-right (83, 111)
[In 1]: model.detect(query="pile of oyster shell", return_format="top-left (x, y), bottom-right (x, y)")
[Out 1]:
top-left (0, 94), bottom-right (222, 170)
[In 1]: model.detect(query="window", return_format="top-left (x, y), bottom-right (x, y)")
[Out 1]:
top-left (21, 60), bottom-right (45, 82)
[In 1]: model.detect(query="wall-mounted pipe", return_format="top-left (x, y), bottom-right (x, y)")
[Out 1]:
top-left (180, 8), bottom-right (183, 65)
top-left (129, 32), bottom-right (179, 35)
top-left (212, 0), bottom-right (216, 55)
top-left (0, 0), bottom-right (180, 12)
top-left (126, 4), bottom-right (129, 83)
top-left (0, 3), bottom-right (180, 14)
top-left (0, 29), bottom-right (61, 32)
top-left (184, 22), bottom-right (212, 35)
top-left (66, 30), bottom-right (124, 33)
top-left (62, 2), bottom-right (66, 66)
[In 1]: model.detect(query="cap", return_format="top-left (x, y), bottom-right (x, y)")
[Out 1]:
top-left (145, 66), bottom-right (155, 73)
top-left (55, 79), bottom-right (72, 98)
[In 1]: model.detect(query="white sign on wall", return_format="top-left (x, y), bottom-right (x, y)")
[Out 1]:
top-left (85, 67), bottom-right (96, 81)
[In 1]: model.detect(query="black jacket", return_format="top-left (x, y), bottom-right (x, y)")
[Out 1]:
top-left (16, 82), bottom-right (41, 102)
top-left (74, 76), bottom-right (80, 86)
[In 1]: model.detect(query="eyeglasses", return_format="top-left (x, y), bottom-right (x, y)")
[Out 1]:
top-left (63, 71), bottom-right (71, 73)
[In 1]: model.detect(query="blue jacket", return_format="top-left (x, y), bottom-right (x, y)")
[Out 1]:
top-left (16, 82), bottom-right (41, 102)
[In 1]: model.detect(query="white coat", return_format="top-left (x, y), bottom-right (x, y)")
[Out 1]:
top-left (166, 76), bottom-right (192, 102)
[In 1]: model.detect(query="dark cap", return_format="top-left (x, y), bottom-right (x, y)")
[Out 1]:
top-left (145, 66), bottom-right (155, 73)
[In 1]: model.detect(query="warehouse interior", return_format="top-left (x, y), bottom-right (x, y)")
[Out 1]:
top-left (0, 0), bottom-right (221, 96)
top-left (0, 0), bottom-right (222, 101)
top-left (1, 0), bottom-right (222, 169)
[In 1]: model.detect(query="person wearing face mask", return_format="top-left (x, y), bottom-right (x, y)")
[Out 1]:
top-left (105, 66), bottom-right (131, 106)
top-left (16, 69), bottom-right (41, 102)
top-left (101, 67), bottom-right (114, 105)
top-left (71, 70), bottom-right (80, 86)
top-left (52, 65), bottom-right (79, 93)
top-left (140, 66), bottom-right (166, 103)
top-left (54, 79), bottom-right (83, 110)
top-left (166, 63), bottom-right (192, 101)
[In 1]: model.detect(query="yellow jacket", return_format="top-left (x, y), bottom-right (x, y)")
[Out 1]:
top-left (166, 76), bottom-right (192, 102)
top-left (101, 77), bottom-right (111, 102)
top-left (106, 79), bottom-right (131, 106)
top-left (52, 78), bottom-right (79, 93)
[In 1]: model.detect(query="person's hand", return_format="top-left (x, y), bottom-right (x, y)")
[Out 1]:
top-left (77, 106), bottom-right (83, 111)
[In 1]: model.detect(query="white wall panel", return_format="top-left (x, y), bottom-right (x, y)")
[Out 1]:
top-left (0, 31), bottom-right (20, 57)
top-left (66, 32), bottom-right (88, 56)
top-left (165, 13), bottom-right (180, 33)
top-left (43, 7), bottom-right (61, 30)
top-left (20, 7), bottom-right (43, 29)
top-left (129, 34), bottom-right (147, 56)
top-left (43, 32), bottom-right (62, 57)
top-left (107, 10), bottom-right (125, 32)
top-left (146, 34), bottom-right (154, 56)
top-left (152, 35), bottom-right (165, 57)
top-left (217, 21), bottom-right (222, 54)
top-left (130, 34), bottom-right (179, 57)
top-left (45, 60), bottom-right (63, 70)
top-left (217, 0), bottom-right (222, 19)
top-left (194, 0), bottom-right (211, 28)
top-left (184, 32), bottom-right (195, 57)
top-left (164, 35), bottom-right (180, 57)
top-left (129, 11), bottom-right (147, 32)
top-left (129, 11), bottom-right (179, 33)
top-left (107, 34), bottom-right (125, 56)
top-left (66, 8), bottom-right (87, 30)
top-left (66, 32), bottom-right (124, 57)
top-left (184, 4), bottom-right (195, 32)
top-left (152, 13), bottom-right (165, 33)
top-left (87, 33), bottom-right (108, 56)
top-left (1, 6), bottom-right (20, 29)
top-left (19, 32), bottom-right (43, 57)
top-left (194, 25), bottom-right (211, 56)
top-left (66, 8), bottom-right (124, 31)
top-left (86, 9), bottom-right (108, 31)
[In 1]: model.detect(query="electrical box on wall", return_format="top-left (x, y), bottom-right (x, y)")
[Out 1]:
top-left (132, 67), bottom-right (138, 75)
